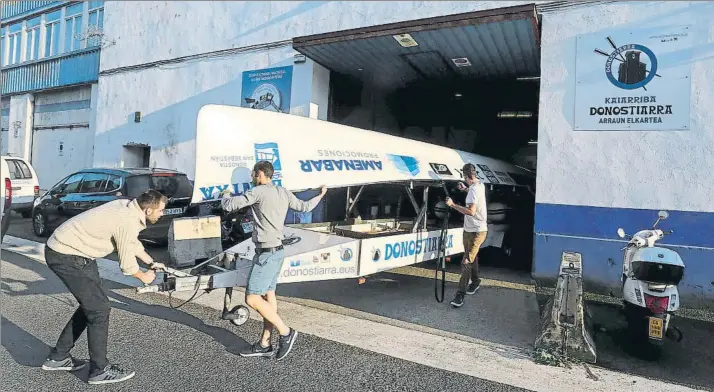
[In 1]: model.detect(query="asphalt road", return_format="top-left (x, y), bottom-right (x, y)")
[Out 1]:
top-left (1, 250), bottom-right (529, 392)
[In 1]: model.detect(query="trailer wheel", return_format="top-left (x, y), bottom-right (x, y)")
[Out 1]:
top-left (229, 305), bottom-right (250, 326)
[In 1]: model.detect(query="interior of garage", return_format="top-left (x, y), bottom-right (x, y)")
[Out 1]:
top-left (293, 4), bottom-right (541, 272)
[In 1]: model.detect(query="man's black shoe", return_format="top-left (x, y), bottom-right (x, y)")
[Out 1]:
top-left (466, 279), bottom-right (482, 295)
top-left (276, 328), bottom-right (298, 361)
top-left (450, 293), bottom-right (465, 307)
top-left (239, 342), bottom-right (274, 358)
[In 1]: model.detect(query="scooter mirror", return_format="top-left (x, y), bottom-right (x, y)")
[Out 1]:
top-left (617, 228), bottom-right (626, 238)
top-left (658, 210), bottom-right (669, 220)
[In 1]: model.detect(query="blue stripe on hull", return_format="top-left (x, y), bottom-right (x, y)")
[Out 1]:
top-left (533, 203), bottom-right (714, 309)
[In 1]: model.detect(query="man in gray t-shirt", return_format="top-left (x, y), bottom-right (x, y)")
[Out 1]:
top-left (220, 160), bottom-right (326, 361)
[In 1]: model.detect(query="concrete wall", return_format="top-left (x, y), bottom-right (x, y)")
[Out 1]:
top-left (534, 1), bottom-right (714, 308)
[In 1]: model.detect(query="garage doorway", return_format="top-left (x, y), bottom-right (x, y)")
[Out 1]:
top-left (293, 4), bottom-right (540, 273)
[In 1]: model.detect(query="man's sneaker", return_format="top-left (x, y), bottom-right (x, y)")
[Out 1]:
top-left (87, 364), bottom-right (136, 385)
top-left (41, 356), bottom-right (87, 371)
top-left (466, 279), bottom-right (482, 295)
top-left (276, 328), bottom-right (298, 361)
top-left (450, 293), bottom-right (465, 308)
top-left (239, 342), bottom-right (274, 358)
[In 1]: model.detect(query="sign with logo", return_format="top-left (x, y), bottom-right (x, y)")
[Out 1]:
top-left (387, 154), bottom-right (420, 176)
top-left (358, 228), bottom-right (465, 276)
top-left (278, 242), bottom-right (359, 283)
top-left (573, 25), bottom-right (692, 131)
top-left (429, 163), bottom-right (453, 176)
top-left (241, 65), bottom-right (293, 113)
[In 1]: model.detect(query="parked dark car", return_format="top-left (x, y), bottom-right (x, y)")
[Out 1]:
top-left (31, 167), bottom-right (194, 244)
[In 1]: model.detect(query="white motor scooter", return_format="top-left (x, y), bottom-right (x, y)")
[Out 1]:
top-left (616, 210), bottom-right (685, 353)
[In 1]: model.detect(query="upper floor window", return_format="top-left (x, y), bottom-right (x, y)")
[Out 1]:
top-left (6, 23), bottom-right (22, 65)
top-left (87, 0), bottom-right (104, 48)
top-left (44, 9), bottom-right (61, 57)
top-left (25, 16), bottom-right (41, 62)
top-left (64, 2), bottom-right (84, 52)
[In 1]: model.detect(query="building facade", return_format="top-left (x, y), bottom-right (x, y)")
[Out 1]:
top-left (1, 0), bottom-right (104, 189)
top-left (21, 1), bottom-right (714, 307)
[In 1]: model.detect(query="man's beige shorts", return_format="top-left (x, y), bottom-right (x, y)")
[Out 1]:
top-left (463, 231), bottom-right (488, 263)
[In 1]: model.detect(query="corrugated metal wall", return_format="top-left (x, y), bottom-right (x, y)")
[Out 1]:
top-left (1, 48), bottom-right (100, 95)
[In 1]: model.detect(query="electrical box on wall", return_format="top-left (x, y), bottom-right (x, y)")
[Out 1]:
top-left (134, 111), bottom-right (141, 123)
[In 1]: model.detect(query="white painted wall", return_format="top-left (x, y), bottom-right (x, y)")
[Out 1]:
top-left (99, 1), bottom-right (544, 72)
top-left (537, 1), bottom-right (714, 212)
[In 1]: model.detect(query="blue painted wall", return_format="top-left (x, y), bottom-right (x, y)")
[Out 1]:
top-left (533, 203), bottom-right (714, 308)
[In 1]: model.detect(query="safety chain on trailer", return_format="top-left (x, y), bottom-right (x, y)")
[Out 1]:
top-left (434, 182), bottom-right (450, 303)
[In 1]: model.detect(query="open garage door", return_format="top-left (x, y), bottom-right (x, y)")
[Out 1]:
top-left (292, 4), bottom-right (541, 272)
top-left (293, 4), bottom-right (540, 90)
top-left (292, 3), bottom-right (540, 166)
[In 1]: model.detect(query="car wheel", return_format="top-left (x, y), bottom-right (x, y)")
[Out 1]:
top-left (33, 211), bottom-right (48, 237)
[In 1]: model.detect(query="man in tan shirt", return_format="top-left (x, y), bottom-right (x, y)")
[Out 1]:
top-left (41, 189), bottom-right (167, 385)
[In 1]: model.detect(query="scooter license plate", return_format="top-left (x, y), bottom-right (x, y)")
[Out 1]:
top-left (241, 222), bottom-right (253, 233)
top-left (648, 317), bottom-right (664, 340)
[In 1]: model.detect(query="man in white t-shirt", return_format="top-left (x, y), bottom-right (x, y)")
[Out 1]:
top-left (445, 163), bottom-right (488, 308)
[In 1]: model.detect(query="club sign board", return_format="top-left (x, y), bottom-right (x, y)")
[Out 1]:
top-left (573, 25), bottom-right (693, 131)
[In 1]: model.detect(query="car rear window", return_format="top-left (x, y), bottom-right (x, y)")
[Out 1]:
top-left (125, 173), bottom-right (193, 199)
top-left (7, 159), bottom-right (32, 180)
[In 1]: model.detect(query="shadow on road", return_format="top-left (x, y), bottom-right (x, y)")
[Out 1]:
top-left (588, 301), bottom-right (714, 391)
top-left (0, 316), bottom-right (85, 382)
top-left (1, 251), bottom-right (251, 362)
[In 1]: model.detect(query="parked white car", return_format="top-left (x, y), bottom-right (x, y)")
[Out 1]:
top-left (1, 159), bottom-right (11, 242)
top-left (1, 155), bottom-right (40, 218)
